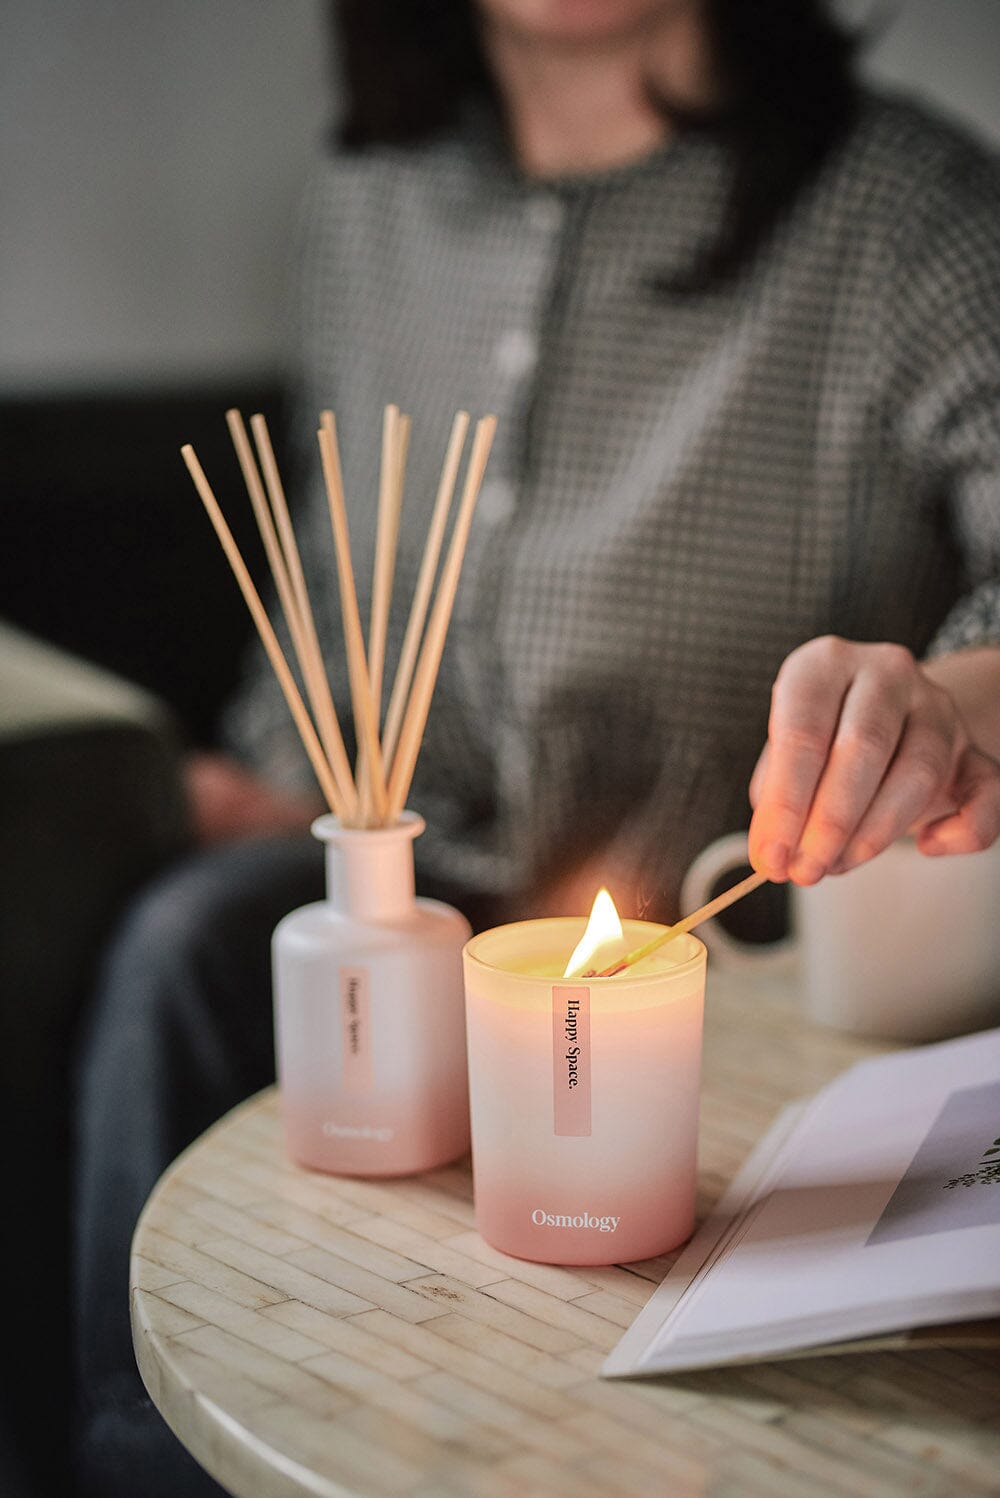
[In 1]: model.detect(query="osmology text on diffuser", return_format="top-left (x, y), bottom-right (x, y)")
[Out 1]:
top-left (273, 812), bottom-right (471, 1176)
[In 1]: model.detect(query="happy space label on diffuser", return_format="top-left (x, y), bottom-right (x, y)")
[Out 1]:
top-left (339, 965), bottom-right (373, 1094)
top-left (552, 985), bottom-right (591, 1136)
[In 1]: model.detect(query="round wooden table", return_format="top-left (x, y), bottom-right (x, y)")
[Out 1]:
top-left (131, 969), bottom-right (1000, 1498)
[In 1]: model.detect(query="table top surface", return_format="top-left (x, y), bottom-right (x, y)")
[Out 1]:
top-left (131, 969), bottom-right (1000, 1498)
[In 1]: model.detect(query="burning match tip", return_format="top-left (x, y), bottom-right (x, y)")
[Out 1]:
top-left (580, 962), bottom-right (627, 979)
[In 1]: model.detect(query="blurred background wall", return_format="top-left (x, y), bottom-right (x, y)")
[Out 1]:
top-left (0, 4), bottom-right (331, 739)
top-left (1, 0), bottom-right (330, 393)
top-left (1, 0), bottom-right (998, 746)
top-left (849, 0), bottom-right (1000, 145)
top-left (1, 0), bottom-right (998, 398)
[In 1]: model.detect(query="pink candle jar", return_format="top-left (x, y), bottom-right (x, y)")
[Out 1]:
top-left (463, 918), bottom-right (706, 1265)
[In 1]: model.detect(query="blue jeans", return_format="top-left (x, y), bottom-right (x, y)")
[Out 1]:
top-left (72, 835), bottom-right (323, 1498)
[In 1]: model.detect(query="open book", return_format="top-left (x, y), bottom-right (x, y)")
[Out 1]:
top-left (604, 1025), bottom-right (1000, 1378)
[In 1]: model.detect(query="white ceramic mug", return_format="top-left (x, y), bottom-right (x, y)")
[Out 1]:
top-left (681, 832), bottom-right (1000, 1042)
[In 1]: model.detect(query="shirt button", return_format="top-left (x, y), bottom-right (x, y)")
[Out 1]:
top-left (475, 478), bottom-right (516, 524)
top-left (525, 194), bottom-right (565, 233)
top-left (495, 328), bottom-right (537, 379)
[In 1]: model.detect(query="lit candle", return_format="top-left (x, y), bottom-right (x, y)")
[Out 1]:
top-left (463, 891), bottom-right (706, 1266)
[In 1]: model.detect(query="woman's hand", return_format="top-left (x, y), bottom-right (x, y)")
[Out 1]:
top-left (748, 637), bottom-right (1000, 885)
top-left (185, 752), bottom-right (321, 847)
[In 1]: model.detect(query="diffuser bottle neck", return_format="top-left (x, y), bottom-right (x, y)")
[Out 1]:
top-left (312, 813), bottom-right (424, 923)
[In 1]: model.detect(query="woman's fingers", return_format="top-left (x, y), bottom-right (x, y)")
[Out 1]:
top-left (915, 748), bottom-right (1000, 857)
top-left (748, 637), bottom-right (855, 881)
top-left (185, 752), bottom-right (320, 845)
top-left (748, 742), bottom-right (769, 810)
top-left (748, 637), bottom-right (988, 885)
top-left (831, 710), bottom-right (959, 873)
top-left (791, 652), bottom-right (914, 880)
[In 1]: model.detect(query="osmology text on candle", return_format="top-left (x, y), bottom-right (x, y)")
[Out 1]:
top-left (531, 1209), bottom-right (621, 1232)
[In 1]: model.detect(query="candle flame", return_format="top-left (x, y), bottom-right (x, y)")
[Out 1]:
top-left (562, 888), bottom-right (624, 979)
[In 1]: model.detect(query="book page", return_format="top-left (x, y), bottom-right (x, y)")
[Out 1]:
top-left (606, 1026), bottom-right (1000, 1377)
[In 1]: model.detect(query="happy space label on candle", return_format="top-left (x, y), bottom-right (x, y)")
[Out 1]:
top-left (552, 985), bottom-right (591, 1136)
top-left (339, 965), bottom-right (373, 1094)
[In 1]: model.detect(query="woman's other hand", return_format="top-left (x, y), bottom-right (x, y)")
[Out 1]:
top-left (748, 637), bottom-right (1000, 884)
top-left (185, 752), bottom-right (321, 847)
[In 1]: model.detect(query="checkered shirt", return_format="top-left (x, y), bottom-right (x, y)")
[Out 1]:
top-left (222, 91), bottom-right (1000, 919)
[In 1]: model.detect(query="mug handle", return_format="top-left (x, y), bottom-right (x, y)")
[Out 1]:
top-left (680, 832), bottom-right (796, 972)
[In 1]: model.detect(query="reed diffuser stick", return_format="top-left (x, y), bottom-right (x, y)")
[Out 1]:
top-left (250, 415), bottom-right (312, 631)
top-left (185, 403), bottom-right (493, 831)
top-left (317, 413), bottom-right (389, 824)
top-left (367, 404), bottom-right (403, 715)
top-left (381, 410), bottom-right (470, 776)
top-left (394, 414), bottom-right (412, 506)
top-left (226, 409), bottom-right (358, 818)
top-left (181, 444), bottom-right (346, 817)
top-left (593, 869), bottom-right (768, 977)
top-left (357, 405), bottom-right (406, 824)
top-left (387, 415), bottom-right (497, 819)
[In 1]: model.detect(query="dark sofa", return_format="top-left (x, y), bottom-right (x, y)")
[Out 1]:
top-left (0, 380), bottom-right (282, 1497)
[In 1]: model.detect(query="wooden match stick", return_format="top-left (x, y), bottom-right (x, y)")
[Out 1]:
top-left (226, 410), bottom-right (358, 820)
top-left (317, 414), bottom-right (389, 825)
top-left (381, 410), bottom-right (470, 777)
top-left (386, 414), bottom-right (497, 820)
top-left (181, 444), bottom-right (346, 818)
top-left (591, 869), bottom-right (768, 977)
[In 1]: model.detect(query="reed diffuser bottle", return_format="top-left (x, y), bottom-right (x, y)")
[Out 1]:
top-left (183, 400), bottom-right (496, 1178)
top-left (274, 813), bottom-right (471, 1175)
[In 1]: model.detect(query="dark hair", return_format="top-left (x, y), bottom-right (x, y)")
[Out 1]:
top-left (333, 1), bottom-right (859, 291)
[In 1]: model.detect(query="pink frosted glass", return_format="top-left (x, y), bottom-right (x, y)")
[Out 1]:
top-left (464, 919), bottom-right (706, 1265)
top-left (273, 813), bottom-right (471, 1177)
